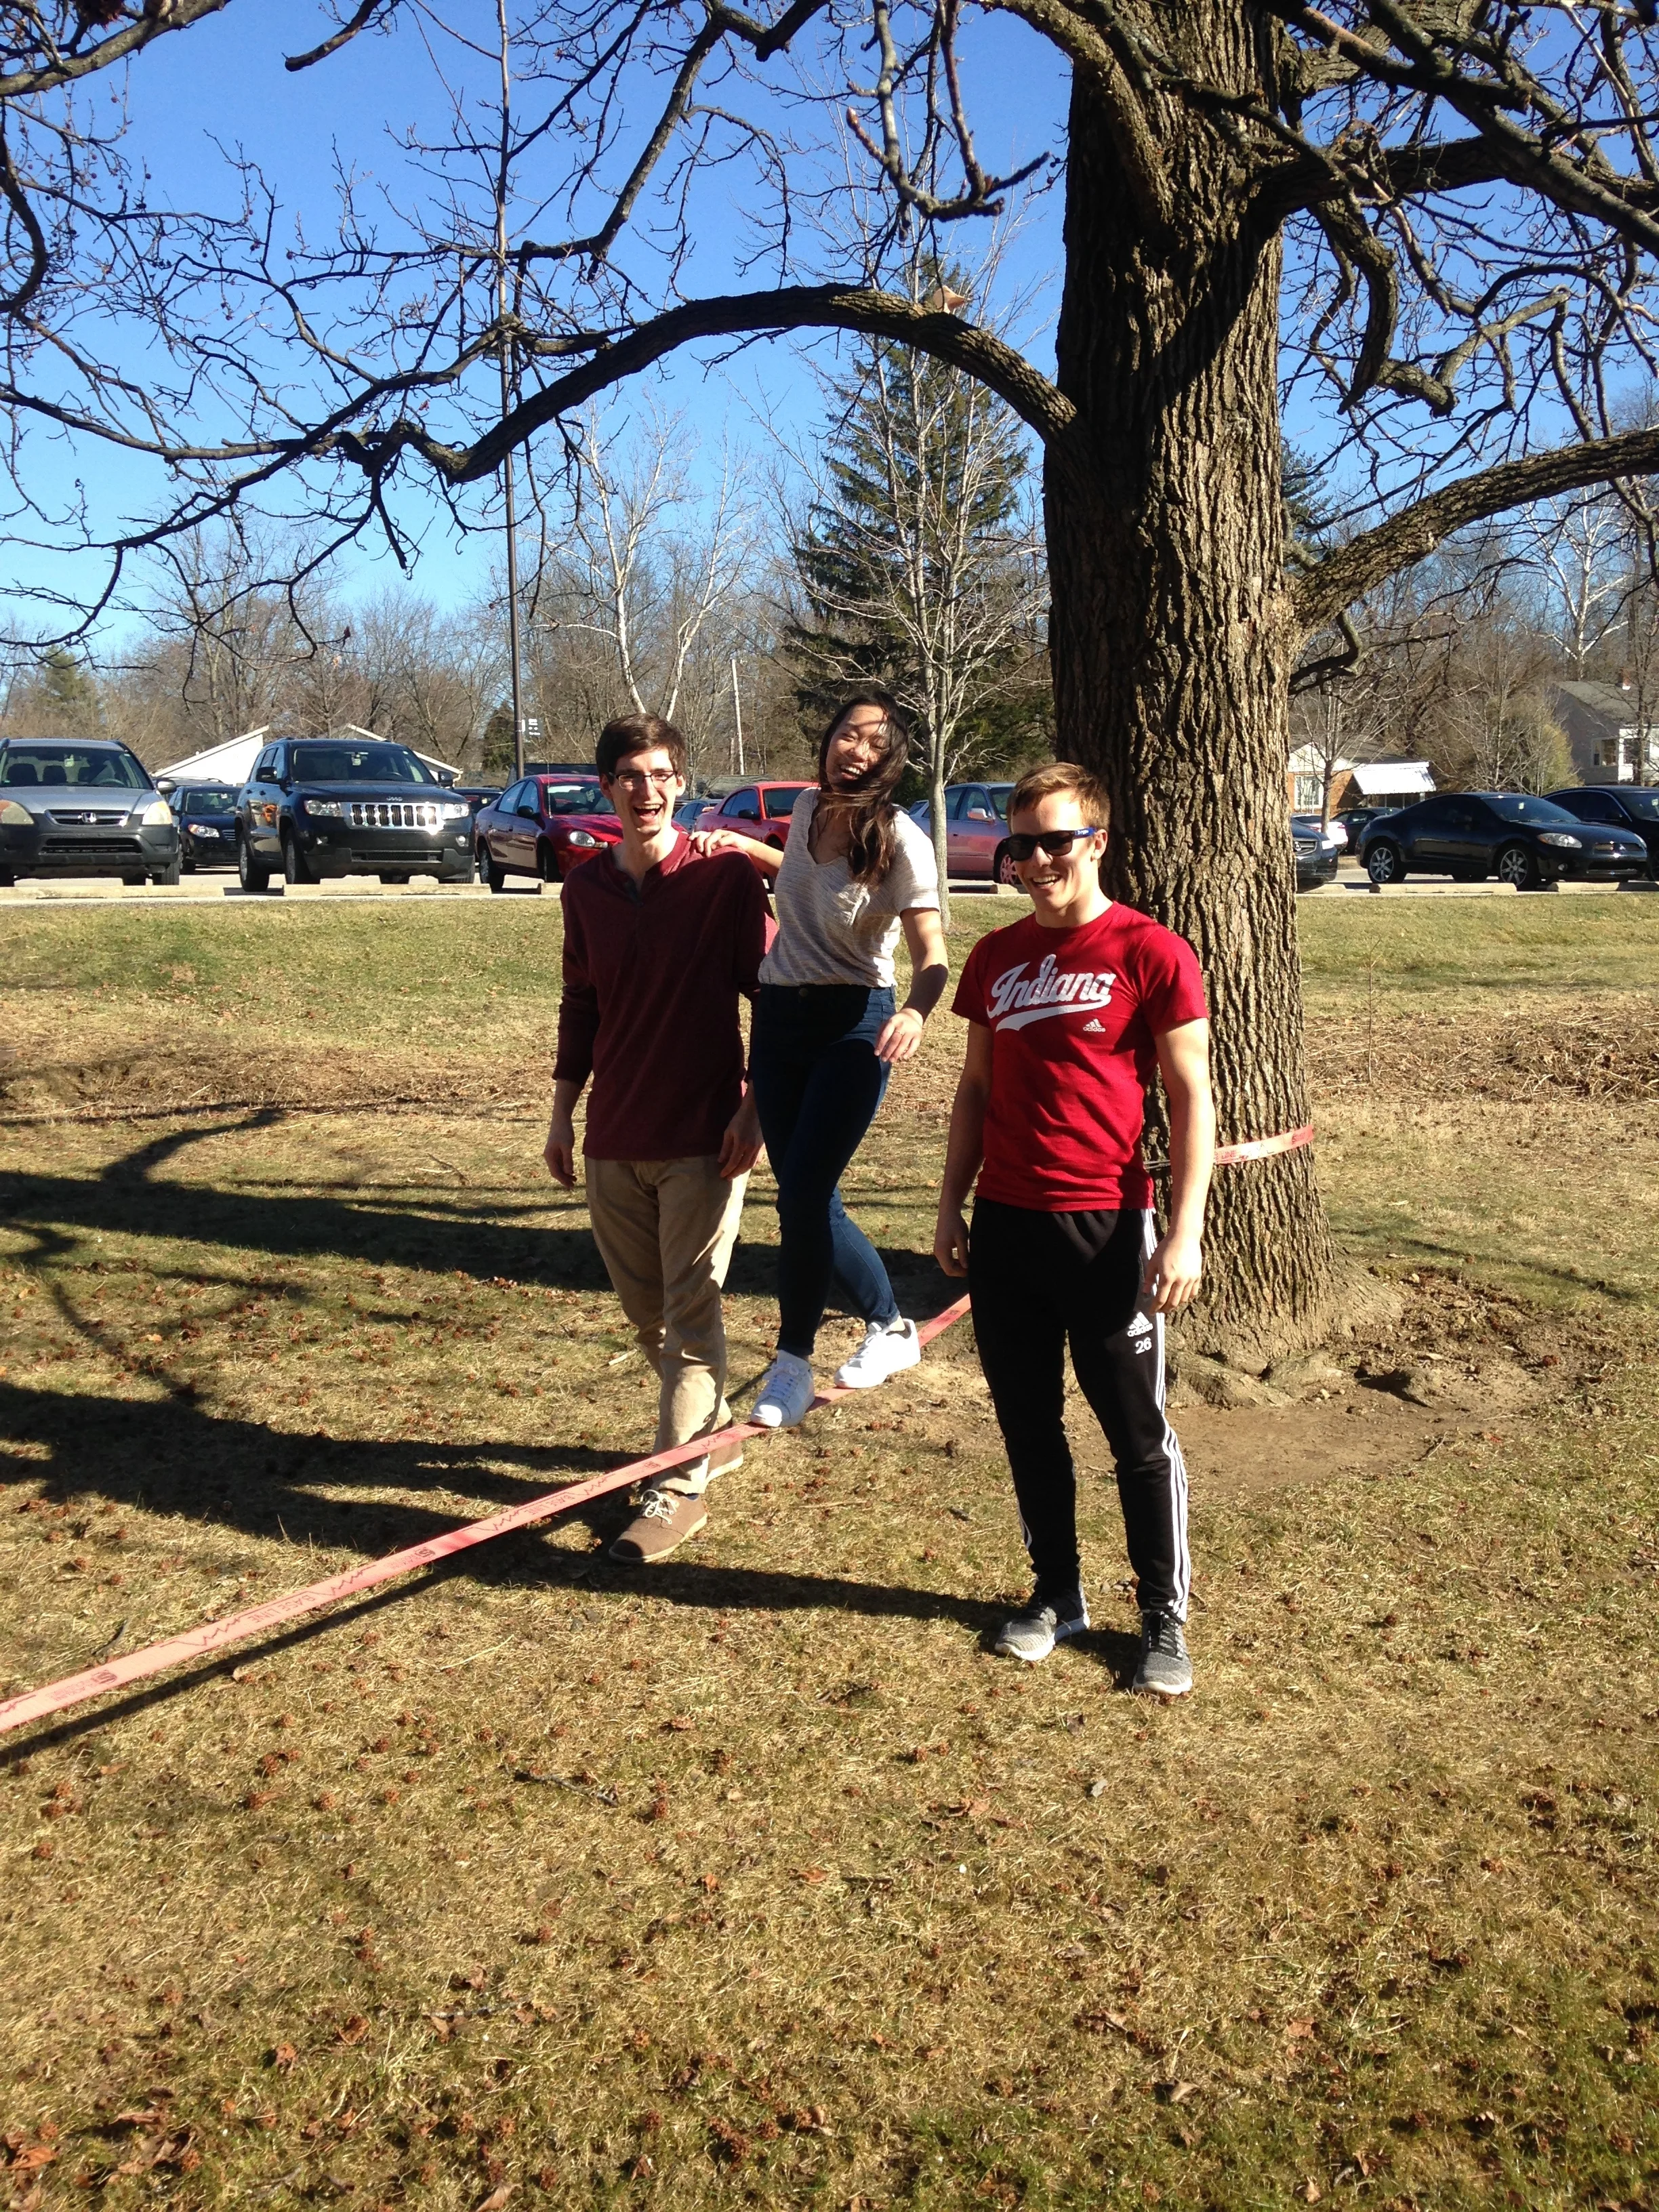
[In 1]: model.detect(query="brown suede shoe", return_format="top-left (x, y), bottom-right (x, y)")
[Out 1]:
top-left (609, 1487), bottom-right (709, 1564)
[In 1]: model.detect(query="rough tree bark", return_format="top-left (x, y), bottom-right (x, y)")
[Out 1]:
top-left (1046, 33), bottom-right (1336, 1369)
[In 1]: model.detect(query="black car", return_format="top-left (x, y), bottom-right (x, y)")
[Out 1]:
top-left (0, 738), bottom-right (180, 885)
top-left (1334, 805), bottom-right (1399, 846)
top-left (451, 783), bottom-right (504, 825)
top-left (1544, 785), bottom-right (1659, 877)
top-left (1292, 819), bottom-right (1340, 890)
top-left (235, 736), bottom-right (476, 890)
top-left (168, 782), bottom-right (240, 872)
top-left (1360, 791), bottom-right (1650, 888)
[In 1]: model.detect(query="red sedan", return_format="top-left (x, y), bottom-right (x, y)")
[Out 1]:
top-left (692, 780), bottom-right (813, 856)
top-left (474, 773), bottom-right (622, 890)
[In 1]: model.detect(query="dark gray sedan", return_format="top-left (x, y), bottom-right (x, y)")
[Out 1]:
top-left (1293, 819), bottom-right (1340, 890)
top-left (0, 739), bottom-right (180, 885)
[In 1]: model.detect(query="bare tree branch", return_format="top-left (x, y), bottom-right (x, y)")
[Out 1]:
top-left (1294, 424), bottom-right (1659, 632)
top-left (337, 285), bottom-right (1074, 492)
top-left (285, 0), bottom-right (401, 74)
top-left (0, 0), bottom-right (233, 100)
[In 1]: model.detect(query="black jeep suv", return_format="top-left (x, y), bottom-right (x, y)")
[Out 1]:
top-left (235, 737), bottom-right (475, 890)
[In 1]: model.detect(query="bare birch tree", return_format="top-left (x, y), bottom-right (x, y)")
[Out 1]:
top-left (518, 407), bottom-right (766, 771)
top-left (1528, 493), bottom-right (1630, 678)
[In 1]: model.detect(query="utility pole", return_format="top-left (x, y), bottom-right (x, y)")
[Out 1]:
top-left (730, 654), bottom-right (744, 775)
top-left (495, 0), bottom-right (525, 781)
top-left (501, 350), bottom-right (525, 781)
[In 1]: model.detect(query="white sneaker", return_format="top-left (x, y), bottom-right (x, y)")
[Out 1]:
top-left (751, 1351), bottom-right (816, 1429)
top-left (836, 1315), bottom-right (922, 1390)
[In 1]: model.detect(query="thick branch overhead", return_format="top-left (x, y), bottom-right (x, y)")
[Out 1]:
top-left (1294, 425), bottom-right (1659, 632)
top-left (342, 287), bottom-right (1075, 487)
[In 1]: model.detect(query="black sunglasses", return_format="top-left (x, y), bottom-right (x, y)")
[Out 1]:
top-left (1005, 826), bottom-right (1101, 862)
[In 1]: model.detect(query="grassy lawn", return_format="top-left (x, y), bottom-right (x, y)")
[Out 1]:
top-left (1, 889), bottom-right (1656, 2210)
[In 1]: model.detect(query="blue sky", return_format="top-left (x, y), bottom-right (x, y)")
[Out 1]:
top-left (23, 0), bottom-right (1070, 645)
top-left (18, 3), bottom-right (1626, 659)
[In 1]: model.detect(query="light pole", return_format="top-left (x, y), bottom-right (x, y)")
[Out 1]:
top-left (495, 0), bottom-right (525, 781)
top-left (501, 346), bottom-right (525, 782)
top-left (730, 654), bottom-right (745, 776)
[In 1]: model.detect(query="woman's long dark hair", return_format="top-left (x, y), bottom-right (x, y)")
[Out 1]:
top-left (816, 687), bottom-right (913, 887)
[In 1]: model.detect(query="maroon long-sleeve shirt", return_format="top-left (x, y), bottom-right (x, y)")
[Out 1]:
top-left (554, 839), bottom-right (769, 1160)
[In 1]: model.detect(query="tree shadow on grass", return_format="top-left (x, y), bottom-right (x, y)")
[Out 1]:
top-left (1, 1373), bottom-right (1057, 1755)
top-left (1, 1110), bottom-right (951, 1306)
top-left (0, 1373), bottom-right (630, 1559)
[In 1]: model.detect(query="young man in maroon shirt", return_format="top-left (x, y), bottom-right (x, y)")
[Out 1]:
top-left (546, 714), bottom-right (769, 1563)
top-left (934, 761), bottom-right (1215, 1696)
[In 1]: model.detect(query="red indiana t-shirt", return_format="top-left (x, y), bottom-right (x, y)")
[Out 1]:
top-left (951, 903), bottom-right (1208, 1211)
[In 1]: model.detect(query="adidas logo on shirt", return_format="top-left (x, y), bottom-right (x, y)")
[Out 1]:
top-left (1082, 1018), bottom-right (1105, 1032)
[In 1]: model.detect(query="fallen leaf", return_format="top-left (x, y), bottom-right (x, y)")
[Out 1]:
top-left (335, 2015), bottom-right (370, 2047)
top-left (1073, 2010), bottom-right (1132, 2037)
top-left (268, 2042), bottom-right (298, 2070)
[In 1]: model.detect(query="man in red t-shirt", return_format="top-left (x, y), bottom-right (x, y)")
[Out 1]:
top-left (934, 761), bottom-right (1215, 1696)
top-left (548, 713), bottom-right (769, 1564)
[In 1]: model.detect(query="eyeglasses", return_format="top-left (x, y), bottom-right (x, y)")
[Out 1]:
top-left (611, 768), bottom-right (678, 790)
top-left (1004, 827), bottom-right (1101, 862)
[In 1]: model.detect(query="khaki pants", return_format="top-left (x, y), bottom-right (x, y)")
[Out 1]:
top-left (584, 1154), bottom-right (747, 1497)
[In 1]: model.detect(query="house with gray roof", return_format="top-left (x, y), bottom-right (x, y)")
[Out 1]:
top-left (1549, 681), bottom-right (1659, 784)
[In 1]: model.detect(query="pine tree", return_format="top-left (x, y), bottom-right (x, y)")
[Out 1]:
top-left (480, 703), bottom-right (518, 779)
top-left (786, 304), bottom-right (1050, 909)
top-left (33, 646), bottom-right (102, 735)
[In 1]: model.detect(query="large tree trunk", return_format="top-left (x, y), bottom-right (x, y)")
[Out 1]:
top-left (1044, 35), bottom-right (1340, 1369)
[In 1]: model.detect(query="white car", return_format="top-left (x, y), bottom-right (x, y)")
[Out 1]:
top-left (1292, 811), bottom-right (1347, 848)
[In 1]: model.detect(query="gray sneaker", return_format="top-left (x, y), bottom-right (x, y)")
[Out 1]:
top-left (1133, 1611), bottom-right (1193, 1697)
top-left (994, 1589), bottom-right (1089, 1664)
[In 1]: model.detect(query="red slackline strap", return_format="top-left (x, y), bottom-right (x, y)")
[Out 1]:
top-left (0, 1295), bottom-right (975, 1738)
top-left (1214, 1123), bottom-right (1314, 1166)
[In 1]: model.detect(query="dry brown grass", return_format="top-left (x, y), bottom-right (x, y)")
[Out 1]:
top-left (1, 893), bottom-right (1656, 2211)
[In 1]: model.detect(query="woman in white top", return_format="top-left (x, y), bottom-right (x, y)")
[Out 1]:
top-left (697, 689), bottom-right (949, 1427)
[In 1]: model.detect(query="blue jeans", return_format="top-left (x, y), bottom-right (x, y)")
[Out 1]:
top-left (750, 983), bottom-right (899, 1359)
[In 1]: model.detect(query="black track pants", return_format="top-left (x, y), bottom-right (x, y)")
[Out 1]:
top-left (966, 1198), bottom-right (1191, 1620)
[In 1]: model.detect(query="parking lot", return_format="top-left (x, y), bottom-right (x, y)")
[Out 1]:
top-left (2, 853), bottom-right (1653, 906)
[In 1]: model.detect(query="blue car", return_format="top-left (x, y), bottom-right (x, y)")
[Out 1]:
top-left (169, 782), bottom-right (240, 872)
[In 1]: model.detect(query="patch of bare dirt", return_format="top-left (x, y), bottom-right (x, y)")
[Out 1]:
top-left (1308, 998), bottom-right (1659, 1104)
top-left (1164, 1266), bottom-right (1620, 1500)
